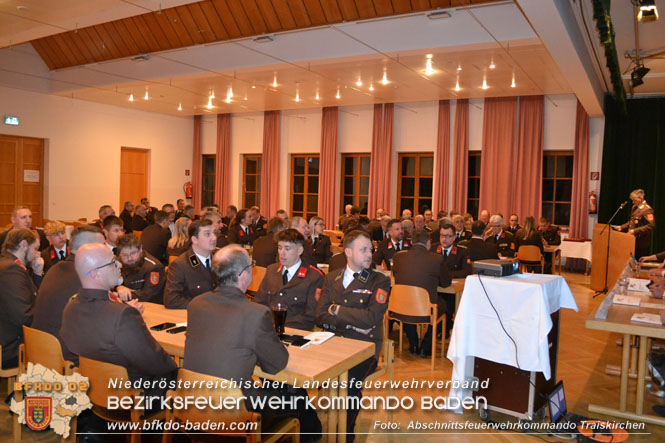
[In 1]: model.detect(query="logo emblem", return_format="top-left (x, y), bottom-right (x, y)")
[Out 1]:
top-left (150, 272), bottom-right (160, 285)
top-left (375, 288), bottom-right (388, 304)
top-left (26, 397), bottom-right (52, 431)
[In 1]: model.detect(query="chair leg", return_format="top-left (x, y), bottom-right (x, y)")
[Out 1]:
top-left (8, 375), bottom-right (15, 395)
top-left (441, 314), bottom-right (446, 358)
top-left (398, 322), bottom-right (403, 354)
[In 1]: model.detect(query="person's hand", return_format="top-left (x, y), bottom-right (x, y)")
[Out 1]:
top-left (115, 285), bottom-right (133, 301)
top-left (31, 256), bottom-right (44, 276)
top-left (628, 229), bottom-right (635, 236)
top-left (639, 254), bottom-right (656, 262)
top-left (127, 299), bottom-right (144, 314)
top-left (613, 226), bottom-right (622, 231)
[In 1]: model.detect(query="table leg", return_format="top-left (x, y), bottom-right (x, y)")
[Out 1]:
top-left (327, 377), bottom-right (339, 442)
top-left (631, 336), bottom-right (639, 379)
top-left (636, 335), bottom-right (648, 415)
top-left (620, 333), bottom-right (630, 411)
top-left (337, 371), bottom-right (348, 443)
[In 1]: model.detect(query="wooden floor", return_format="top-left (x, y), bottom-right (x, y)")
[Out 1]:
top-left (2, 271), bottom-right (665, 441)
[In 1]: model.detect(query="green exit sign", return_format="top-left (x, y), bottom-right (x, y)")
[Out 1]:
top-left (4, 116), bottom-right (19, 125)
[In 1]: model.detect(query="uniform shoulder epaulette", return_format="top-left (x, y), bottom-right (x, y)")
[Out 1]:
top-left (309, 265), bottom-right (324, 276)
top-left (144, 257), bottom-right (156, 265)
top-left (357, 269), bottom-right (369, 283)
top-left (334, 270), bottom-right (344, 281)
top-left (189, 254), bottom-right (200, 267)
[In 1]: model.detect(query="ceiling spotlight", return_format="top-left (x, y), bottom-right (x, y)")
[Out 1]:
top-left (630, 64), bottom-right (650, 87)
top-left (356, 77), bottom-right (363, 87)
top-left (638, 0), bottom-right (659, 22)
top-left (251, 82), bottom-right (256, 89)
top-left (489, 60), bottom-right (496, 69)
top-left (381, 72), bottom-right (389, 85)
top-left (511, 76), bottom-right (516, 88)
top-left (207, 97), bottom-right (213, 109)
top-left (481, 79), bottom-right (488, 90)
top-left (144, 91), bottom-right (149, 100)
top-left (225, 94), bottom-right (231, 104)
top-left (336, 89), bottom-right (340, 99)
top-left (369, 84), bottom-right (374, 91)
top-left (425, 58), bottom-right (434, 76)
top-left (295, 91), bottom-right (300, 103)
top-left (457, 65), bottom-right (462, 71)
top-left (178, 103), bottom-right (182, 111)
top-left (315, 90), bottom-right (320, 100)
top-left (244, 94), bottom-right (248, 101)
top-left (128, 94), bottom-right (134, 102)
top-left (228, 87), bottom-right (233, 98)
top-left (454, 80), bottom-right (461, 92)
top-left (272, 77), bottom-right (278, 88)
top-left (210, 90), bottom-right (215, 99)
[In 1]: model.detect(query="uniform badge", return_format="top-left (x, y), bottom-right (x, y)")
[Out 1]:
top-left (50, 249), bottom-right (56, 260)
top-left (297, 266), bottom-right (307, 278)
top-left (403, 240), bottom-right (409, 247)
top-left (451, 246), bottom-right (457, 255)
top-left (375, 288), bottom-right (388, 304)
top-left (315, 288), bottom-right (322, 302)
top-left (150, 272), bottom-right (159, 285)
top-left (647, 214), bottom-right (655, 222)
top-left (189, 255), bottom-right (200, 267)
top-left (26, 397), bottom-right (51, 431)
top-left (388, 242), bottom-right (393, 249)
top-left (239, 229), bottom-right (245, 237)
top-left (436, 245), bottom-right (442, 253)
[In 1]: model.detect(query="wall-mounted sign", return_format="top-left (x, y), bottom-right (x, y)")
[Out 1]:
top-left (24, 170), bottom-right (40, 182)
top-left (4, 116), bottom-right (19, 125)
top-left (590, 172), bottom-right (599, 181)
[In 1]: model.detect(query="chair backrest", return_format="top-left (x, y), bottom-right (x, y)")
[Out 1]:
top-left (170, 368), bottom-right (256, 427)
top-left (78, 357), bottom-right (138, 407)
top-left (388, 284), bottom-right (431, 317)
top-left (21, 326), bottom-right (73, 375)
top-left (324, 230), bottom-right (344, 244)
top-left (246, 266), bottom-right (267, 293)
top-left (517, 245), bottom-right (543, 262)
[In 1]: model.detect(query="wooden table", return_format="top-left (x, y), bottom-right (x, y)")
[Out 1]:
top-left (142, 303), bottom-right (375, 442)
top-left (585, 271), bottom-right (665, 426)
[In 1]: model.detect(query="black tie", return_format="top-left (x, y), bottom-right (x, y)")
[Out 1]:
top-left (205, 258), bottom-right (210, 270)
top-left (245, 227), bottom-right (249, 236)
top-left (313, 237), bottom-right (318, 246)
top-left (395, 242), bottom-right (400, 252)
top-left (353, 272), bottom-right (359, 279)
top-left (112, 247), bottom-right (117, 256)
top-left (496, 234), bottom-right (500, 242)
top-left (457, 233), bottom-right (461, 240)
top-left (282, 270), bottom-right (289, 285)
top-left (59, 250), bottom-right (66, 259)
top-left (444, 249), bottom-right (449, 259)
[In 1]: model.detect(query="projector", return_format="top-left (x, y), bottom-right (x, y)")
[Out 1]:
top-left (473, 259), bottom-right (519, 277)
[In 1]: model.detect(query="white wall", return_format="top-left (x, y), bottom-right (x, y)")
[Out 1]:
top-left (0, 85), bottom-right (193, 221)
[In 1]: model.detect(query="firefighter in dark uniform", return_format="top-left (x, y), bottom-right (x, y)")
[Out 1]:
top-left (115, 234), bottom-right (166, 304)
top-left (41, 220), bottom-right (70, 274)
top-left (486, 214), bottom-right (515, 257)
top-left (372, 219), bottom-right (410, 270)
top-left (227, 209), bottom-right (256, 246)
top-left (164, 219), bottom-right (217, 308)
top-left (255, 229), bottom-right (324, 331)
top-left (615, 189), bottom-right (656, 259)
top-left (431, 223), bottom-right (472, 339)
top-left (0, 206), bottom-right (49, 252)
top-left (252, 217), bottom-right (288, 267)
top-left (505, 214), bottom-right (521, 236)
top-left (539, 217), bottom-right (561, 273)
top-left (316, 230), bottom-right (391, 441)
top-left (452, 214), bottom-right (472, 244)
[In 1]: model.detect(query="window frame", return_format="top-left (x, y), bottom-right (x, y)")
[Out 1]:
top-left (242, 154), bottom-right (262, 209)
top-left (542, 150), bottom-right (574, 227)
top-left (201, 154), bottom-right (215, 208)
top-left (396, 152), bottom-right (434, 217)
top-left (340, 153), bottom-right (371, 216)
top-left (467, 152), bottom-right (481, 219)
top-left (290, 154), bottom-right (320, 221)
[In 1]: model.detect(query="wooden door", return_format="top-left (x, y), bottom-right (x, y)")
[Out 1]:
top-left (120, 147), bottom-right (149, 211)
top-left (0, 134), bottom-right (44, 227)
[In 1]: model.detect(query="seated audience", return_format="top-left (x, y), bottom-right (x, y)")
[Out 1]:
top-left (401, 218), bottom-right (414, 240)
top-left (162, 203), bottom-right (176, 235)
top-left (184, 245), bottom-right (321, 439)
top-left (478, 209), bottom-right (490, 225)
top-left (102, 215), bottom-right (124, 255)
top-left (164, 219), bottom-right (217, 308)
top-left (393, 230), bottom-right (451, 356)
top-left (115, 234), bottom-right (166, 304)
top-left (515, 216), bottom-right (545, 272)
top-left (485, 214), bottom-right (515, 257)
top-left (182, 204), bottom-right (196, 221)
top-left (340, 206), bottom-right (360, 232)
top-left (252, 216), bottom-right (287, 267)
top-left (131, 204), bottom-right (149, 232)
top-left (506, 213), bottom-right (521, 236)
top-left (167, 217), bottom-right (192, 257)
top-left (459, 221), bottom-right (499, 262)
top-left (221, 204), bottom-right (238, 229)
top-left (401, 208), bottom-right (413, 220)
top-left (33, 225), bottom-right (105, 361)
top-left (60, 243), bottom-right (176, 386)
top-left (202, 211), bottom-right (228, 249)
top-left (309, 216), bottom-right (332, 264)
top-left (276, 209), bottom-right (289, 222)
top-left (0, 228), bottom-right (43, 368)
top-left (120, 201), bottom-right (134, 234)
top-left (338, 204), bottom-right (353, 230)
top-left (174, 199), bottom-right (185, 220)
top-left (227, 209), bottom-right (255, 246)
top-left (372, 219), bottom-right (410, 271)
top-left (255, 229), bottom-right (324, 330)
top-left (140, 197), bottom-right (158, 224)
top-left (539, 217), bottom-right (561, 246)
top-left (249, 205), bottom-right (267, 236)
top-left (0, 206), bottom-right (48, 251)
top-left (289, 216), bottom-right (316, 267)
top-left (90, 205), bottom-right (115, 229)
top-left (41, 220), bottom-right (69, 274)
top-left (140, 210), bottom-right (171, 265)
top-left (414, 214), bottom-right (431, 232)
top-left (452, 214), bottom-right (472, 244)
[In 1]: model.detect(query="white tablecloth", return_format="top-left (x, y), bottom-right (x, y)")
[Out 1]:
top-left (446, 273), bottom-right (578, 412)
top-left (560, 240), bottom-right (592, 262)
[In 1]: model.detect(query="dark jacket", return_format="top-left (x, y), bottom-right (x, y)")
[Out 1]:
top-left (167, 240), bottom-right (191, 258)
top-left (163, 248), bottom-right (215, 309)
top-left (251, 216), bottom-right (268, 237)
top-left (453, 229), bottom-right (473, 244)
top-left (459, 237), bottom-right (499, 262)
top-left (431, 243), bottom-right (472, 278)
top-left (0, 227), bottom-right (48, 252)
top-left (485, 230), bottom-right (515, 257)
top-left (255, 262), bottom-right (324, 331)
top-left (131, 214), bottom-right (149, 232)
top-left (311, 234), bottom-right (333, 264)
top-left (121, 253), bottom-right (166, 304)
top-left (140, 223), bottom-right (171, 265)
top-left (540, 226), bottom-right (561, 246)
top-left (228, 224), bottom-right (255, 246)
top-left (0, 251), bottom-right (37, 366)
top-left (184, 286), bottom-right (288, 383)
top-left (60, 288), bottom-right (177, 379)
top-left (120, 209), bottom-right (133, 234)
top-left (372, 238), bottom-right (411, 270)
top-left (315, 268), bottom-right (391, 360)
top-left (514, 229), bottom-right (545, 254)
top-left (392, 245), bottom-right (451, 304)
top-left (252, 234), bottom-right (278, 268)
top-left (620, 202), bottom-right (656, 251)
top-left (41, 243), bottom-right (70, 274)
top-left (329, 252), bottom-right (347, 272)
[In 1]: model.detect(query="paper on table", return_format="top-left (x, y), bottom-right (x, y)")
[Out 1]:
top-left (304, 331), bottom-right (334, 345)
top-left (641, 302), bottom-right (665, 310)
top-left (630, 313), bottom-right (662, 325)
top-left (612, 295), bottom-right (641, 307)
top-left (175, 322), bottom-right (187, 327)
top-left (628, 278), bottom-right (651, 293)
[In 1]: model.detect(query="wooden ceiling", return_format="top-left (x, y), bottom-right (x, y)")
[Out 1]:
top-left (30, 0), bottom-right (501, 71)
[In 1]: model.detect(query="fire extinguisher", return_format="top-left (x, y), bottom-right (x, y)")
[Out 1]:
top-left (589, 190), bottom-right (597, 214)
top-left (184, 182), bottom-right (192, 199)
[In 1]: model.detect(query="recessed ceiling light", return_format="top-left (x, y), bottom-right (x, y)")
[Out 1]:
top-left (272, 76), bottom-right (277, 88)
top-left (457, 65), bottom-right (462, 71)
top-left (336, 89), bottom-right (340, 99)
top-left (369, 84), bottom-right (374, 91)
top-left (482, 79), bottom-right (488, 90)
top-left (315, 90), bottom-right (320, 100)
top-left (356, 77), bottom-right (363, 87)
top-left (455, 81), bottom-right (461, 92)
top-left (144, 91), bottom-right (149, 100)
top-left (128, 94), bottom-right (134, 102)
top-left (207, 97), bottom-right (214, 109)
top-left (228, 87), bottom-right (233, 98)
top-left (511, 76), bottom-right (516, 88)
top-left (381, 72), bottom-right (389, 85)
top-left (178, 103), bottom-right (182, 111)
top-left (489, 59), bottom-right (496, 69)
top-left (425, 58), bottom-right (434, 76)
top-left (210, 90), bottom-right (215, 99)
top-left (295, 91), bottom-right (300, 103)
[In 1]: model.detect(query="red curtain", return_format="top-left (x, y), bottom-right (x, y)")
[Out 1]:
top-left (368, 103), bottom-right (394, 217)
top-left (261, 110), bottom-right (281, 217)
top-left (214, 114), bottom-right (231, 211)
top-left (318, 107), bottom-right (338, 229)
top-left (513, 96), bottom-right (544, 221)
top-left (434, 100), bottom-right (451, 214)
top-left (451, 99), bottom-right (469, 213)
top-left (479, 97), bottom-right (518, 217)
top-left (192, 115), bottom-right (202, 213)
top-left (570, 100), bottom-right (590, 238)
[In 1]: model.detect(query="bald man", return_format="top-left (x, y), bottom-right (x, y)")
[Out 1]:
top-left (60, 243), bottom-right (176, 379)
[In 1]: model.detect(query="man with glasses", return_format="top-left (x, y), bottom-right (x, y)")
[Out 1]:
top-left (33, 225), bottom-right (105, 361)
top-left (506, 214), bottom-right (522, 236)
top-left (185, 245), bottom-right (322, 440)
top-left (164, 219), bottom-right (217, 308)
top-left (255, 229), bottom-right (324, 331)
top-left (485, 214), bottom-right (515, 257)
top-left (61, 243), bottom-right (176, 384)
top-left (114, 234), bottom-right (165, 304)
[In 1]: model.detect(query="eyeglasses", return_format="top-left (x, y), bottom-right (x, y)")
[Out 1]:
top-left (239, 261), bottom-right (255, 277)
top-left (86, 257), bottom-right (118, 275)
top-left (440, 234), bottom-right (455, 238)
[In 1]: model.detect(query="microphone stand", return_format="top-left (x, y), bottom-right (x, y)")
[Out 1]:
top-left (593, 201), bottom-right (629, 298)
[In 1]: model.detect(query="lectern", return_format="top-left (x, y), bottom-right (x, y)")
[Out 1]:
top-left (590, 224), bottom-right (635, 291)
